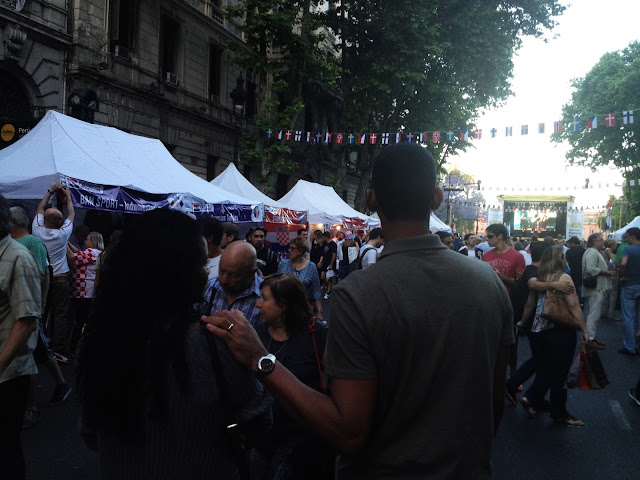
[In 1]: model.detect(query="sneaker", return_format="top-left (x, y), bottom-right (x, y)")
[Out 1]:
top-left (323, 293), bottom-right (330, 300)
top-left (53, 352), bottom-right (72, 364)
top-left (49, 382), bottom-right (72, 406)
top-left (22, 409), bottom-right (41, 429)
top-left (630, 388), bottom-right (640, 406)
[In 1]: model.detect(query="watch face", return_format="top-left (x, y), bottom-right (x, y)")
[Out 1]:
top-left (259, 357), bottom-right (275, 373)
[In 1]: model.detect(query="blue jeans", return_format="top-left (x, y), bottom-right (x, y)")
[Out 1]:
top-left (620, 284), bottom-right (640, 352)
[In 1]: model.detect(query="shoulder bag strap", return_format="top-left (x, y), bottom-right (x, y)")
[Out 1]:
top-left (309, 319), bottom-right (326, 393)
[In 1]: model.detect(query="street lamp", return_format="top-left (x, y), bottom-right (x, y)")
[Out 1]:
top-left (229, 73), bottom-right (246, 165)
top-left (68, 88), bottom-right (99, 124)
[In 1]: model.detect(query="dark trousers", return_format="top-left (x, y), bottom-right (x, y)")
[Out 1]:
top-left (47, 277), bottom-right (71, 353)
top-left (524, 328), bottom-right (577, 419)
top-left (0, 375), bottom-right (30, 480)
top-left (506, 336), bottom-right (536, 395)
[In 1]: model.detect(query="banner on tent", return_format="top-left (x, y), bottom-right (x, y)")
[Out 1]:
top-left (342, 217), bottom-right (368, 230)
top-left (264, 206), bottom-right (307, 225)
top-left (487, 208), bottom-right (503, 225)
top-left (62, 176), bottom-right (171, 213)
top-left (193, 202), bottom-right (263, 223)
top-left (566, 210), bottom-right (585, 240)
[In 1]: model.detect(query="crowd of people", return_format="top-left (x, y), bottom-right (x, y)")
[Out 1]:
top-left (1, 142), bottom-right (640, 479)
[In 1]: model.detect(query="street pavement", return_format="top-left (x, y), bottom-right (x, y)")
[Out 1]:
top-left (21, 306), bottom-right (640, 479)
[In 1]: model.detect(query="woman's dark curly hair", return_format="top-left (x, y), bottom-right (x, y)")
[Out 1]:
top-left (260, 274), bottom-right (313, 337)
top-left (77, 209), bottom-right (207, 440)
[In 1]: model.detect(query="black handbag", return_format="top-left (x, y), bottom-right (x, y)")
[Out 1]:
top-left (583, 274), bottom-right (597, 289)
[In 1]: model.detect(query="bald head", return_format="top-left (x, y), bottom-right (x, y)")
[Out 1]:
top-left (218, 241), bottom-right (258, 295)
top-left (44, 208), bottom-right (64, 229)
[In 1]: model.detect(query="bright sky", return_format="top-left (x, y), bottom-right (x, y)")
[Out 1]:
top-left (450, 0), bottom-right (640, 209)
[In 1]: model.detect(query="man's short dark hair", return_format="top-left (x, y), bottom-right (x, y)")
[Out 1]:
top-left (514, 242), bottom-right (523, 251)
top-left (530, 241), bottom-right (550, 263)
top-left (0, 194), bottom-right (11, 239)
top-left (251, 226), bottom-right (266, 236)
top-left (297, 228), bottom-right (307, 235)
top-left (371, 143), bottom-right (436, 221)
top-left (567, 236), bottom-right (581, 246)
top-left (322, 231), bottom-right (331, 239)
top-left (313, 229), bottom-right (322, 236)
top-left (464, 233), bottom-right (473, 241)
top-left (223, 222), bottom-right (240, 239)
top-left (369, 228), bottom-right (383, 240)
top-left (197, 217), bottom-right (223, 247)
top-left (435, 231), bottom-right (452, 242)
top-left (486, 223), bottom-right (507, 240)
top-left (626, 227), bottom-right (640, 241)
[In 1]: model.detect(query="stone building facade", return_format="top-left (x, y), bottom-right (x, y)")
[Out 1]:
top-left (1, 0), bottom-right (360, 206)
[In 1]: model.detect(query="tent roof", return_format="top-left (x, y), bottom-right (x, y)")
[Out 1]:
top-left (0, 111), bottom-right (253, 205)
top-left (612, 216), bottom-right (640, 241)
top-left (278, 179), bottom-right (377, 226)
top-left (210, 163), bottom-right (282, 206)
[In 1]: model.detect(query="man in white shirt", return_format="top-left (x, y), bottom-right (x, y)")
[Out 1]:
top-left (32, 183), bottom-right (74, 359)
top-left (361, 228), bottom-right (384, 269)
top-left (198, 217), bottom-right (223, 279)
top-left (458, 233), bottom-right (483, 259)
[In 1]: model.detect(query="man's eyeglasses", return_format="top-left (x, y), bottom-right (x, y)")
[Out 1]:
top-left (486, 234), bottom-right (496, 239)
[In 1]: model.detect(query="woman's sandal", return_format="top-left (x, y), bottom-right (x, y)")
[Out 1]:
top-left (520, 397), bottom-right (536, 418)
top-left (553, 414), bottom-right (584, 427)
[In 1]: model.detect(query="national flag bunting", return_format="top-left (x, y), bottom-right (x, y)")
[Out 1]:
top-left (277, 129), bottom-right (283, 140)
top-left (294, 131), bottom-right (302, 141)
top-left (474, 129), bottom-right (482, 139)
top-left (346, 133), bottom-right (355, 144)
top-left (432, 131), bottom-right (440, 143)
top-left (315, 132), bottom-right (322, 143)
top-left (306, 131), bottom-right (312, 142)
top-left (605, 113), bottom-right (616, 127)
top-left (460, 129), bottom-right (469, 141)
top-left (325, 132), bottom-right (332, 143)
top-left (490, 128), bottom-right (497, 138)
top-left (420, 132), bottom-right (427, 143)
top-left (336, 133), bottom-right (343, 144)
top-left (446, 130), bottom-right (454, 141)
top-left (395, 133), bottom-right (402, 143)
top-left (370, 133), bottom-right (378, 144)
top-left (588, 116), bottom-right (597, 129)
top-left (285, 130), bottom-right (292, 140)
top-left (521, 125), bottom-right (528, 135)
top-left (553, 121), bottom-right (562, 133)
top-left (505, 126), bottom-right (512, 137)
top-left (266, 128), bottom-right (273, 139)
top-left (623, 110), bottom-right (634, 124)
top-left (357, 133), bottom-right (366, 144)
top-left (381, 133), bottom-right (389, 144)
top-left (538, 123), bottom-right (545, 134)
top-left (406, 132), bottom-right (414, 143)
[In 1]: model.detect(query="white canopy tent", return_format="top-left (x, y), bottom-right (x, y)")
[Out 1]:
top-left (370, 212), bottom-right (451, 233)
top-left (0, 111), bottom-right (254, 206)
top-left (278, 179), bottom-right (380, 228)
top-left (612, 216), bottom-right (640, 241)
top-left (210, 162), bottom-right (283, 206)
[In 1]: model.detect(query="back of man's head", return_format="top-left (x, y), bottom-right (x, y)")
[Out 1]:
top-left (0, 194), bottom-right (11, 239)
top-left (9, 206), bottom-right (30, 229)
top-left (626, 227), bottom-right (640, 241)
top-left (369, 228), bottom-right (383, 241)
top-left (371, 143), bottom-right (436, 221)
top-left (223, 222), bottom-right (240, 240)
top-left (322, 231), bottom-right (331, 240)
top-left (530, 241), bottom-right (550, 263)
top-left (197, 217), bottom-right (223, 247)
top-left (567, 236), bottom-right (581, 246)
top-left (44, 208), bottom-right (64, 229)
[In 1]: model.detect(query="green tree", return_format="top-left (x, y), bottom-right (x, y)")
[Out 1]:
top-left (552, 41), bottom-right (640, 216)
top-left (324, 0), bottom-right (565, 210)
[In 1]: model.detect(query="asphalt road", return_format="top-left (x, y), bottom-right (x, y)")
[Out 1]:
top-left (21, 306), bottom-right (640, 479)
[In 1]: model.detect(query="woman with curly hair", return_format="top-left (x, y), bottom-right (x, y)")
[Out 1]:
top-left (77, 209), bottom-right (270, 479)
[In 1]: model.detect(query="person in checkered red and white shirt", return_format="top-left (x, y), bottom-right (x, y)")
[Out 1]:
top-left (66, 232), bottom-right (103, 353)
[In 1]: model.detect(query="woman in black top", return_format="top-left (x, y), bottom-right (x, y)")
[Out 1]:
top-left (249, 273), bottom-right (333, 480)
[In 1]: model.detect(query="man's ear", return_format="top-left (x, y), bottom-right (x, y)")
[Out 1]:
top-left (366, 188), bottom-right (378, 213)
top-left (431, 187), bottom-right (444, 210)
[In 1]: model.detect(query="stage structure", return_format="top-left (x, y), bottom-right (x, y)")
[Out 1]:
top-left (497, 195), bottom-right (576, 238)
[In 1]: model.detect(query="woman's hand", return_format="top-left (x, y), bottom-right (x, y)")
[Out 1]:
top-left (201, 309), bottom-right (267, 371)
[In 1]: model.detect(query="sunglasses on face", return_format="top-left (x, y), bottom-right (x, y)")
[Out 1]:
top-left (486, 234), bottom-right (496, 239)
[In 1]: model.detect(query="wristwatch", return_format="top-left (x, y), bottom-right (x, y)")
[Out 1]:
top-left (256, 353), bottom-right (276, 379)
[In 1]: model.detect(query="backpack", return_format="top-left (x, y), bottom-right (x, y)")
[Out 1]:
top-left (347, 246), bottom-right (377, 275)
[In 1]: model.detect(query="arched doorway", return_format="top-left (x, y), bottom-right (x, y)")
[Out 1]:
top-left (0, 70), bottom-right (36, 150)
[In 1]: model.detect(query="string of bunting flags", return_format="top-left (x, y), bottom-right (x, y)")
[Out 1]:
top-left (265, 109), bottom-right (635, 144)
top-left (447, 200), bottom-right (631, 211)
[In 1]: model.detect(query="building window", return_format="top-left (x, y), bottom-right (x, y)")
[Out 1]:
top-left (207, 155), bottom-right (219, 181)
top-left (208, 44), bottom-right (223, 102)
top-left (160, 15), bottom-right (182, 78)
top-left (109, 0), bottom-right (138, 55)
